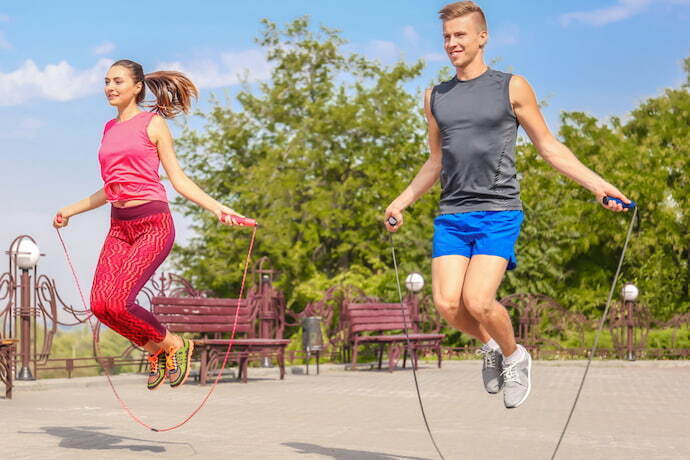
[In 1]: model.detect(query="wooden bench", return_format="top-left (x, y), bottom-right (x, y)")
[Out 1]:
top-left (344, 302), bottom-right (444, 372)
top-left (151, 297), bottom-right (290, 384)
top-left (0, 339), bottom-right (17, 399)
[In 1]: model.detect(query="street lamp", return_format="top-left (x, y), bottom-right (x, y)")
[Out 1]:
top-left (622, 283), bottom-right (639, 361)
top-left (622, 283), bottom-right (639, 302)
top-left (405, 272), bottom-right (424, 293)
top-left (9, 236), bottom-right (41, 380)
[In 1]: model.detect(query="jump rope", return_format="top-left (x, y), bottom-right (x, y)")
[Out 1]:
top-left (387, 196), bottom-right (637, 460)
top-left (55, 212), bottom-right (257, 432)
top-left (55, 196), bottom-right (636, 454)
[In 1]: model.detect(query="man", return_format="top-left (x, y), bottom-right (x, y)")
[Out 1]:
top-left (384, 1), bottom-right (631, 408)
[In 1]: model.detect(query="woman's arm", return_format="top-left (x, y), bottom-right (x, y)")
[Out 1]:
top-left (509, 75), bottom-right (631, 211)
top-left (148, 115), bottom-right (243, 225)
top-left (54, 188), bottom-right (108, 228)
top-left (384, 88), bottom-right (443, 231)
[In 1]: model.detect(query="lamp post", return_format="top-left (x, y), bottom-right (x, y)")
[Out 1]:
top-left (11, 237), bottom-right (41, 380)
top-left (622, 283), bottom-right (639, 361)
top-left (404, 272), bottom-right (424, 329)
top-left (405, 272), bottom-right (424, 294)
top-left (259, 274), bottom-right (273, 368)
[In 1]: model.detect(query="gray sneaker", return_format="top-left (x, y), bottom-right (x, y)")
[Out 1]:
top-left (478, 346), bottom-right (503, 394)
top-left (502, 345), bottom-right (532, 409)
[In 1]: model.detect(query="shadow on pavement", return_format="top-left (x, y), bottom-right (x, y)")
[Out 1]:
top-left (283, 442), bottom-right (431, 460)
top-left (18, 426), bottom-right (197, 454)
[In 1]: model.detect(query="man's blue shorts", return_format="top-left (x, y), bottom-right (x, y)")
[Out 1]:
top-left (432, 210), bottom-right (524, 270)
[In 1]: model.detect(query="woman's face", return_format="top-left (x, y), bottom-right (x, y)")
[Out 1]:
top-left (104, 65), bottom-right (142, 108)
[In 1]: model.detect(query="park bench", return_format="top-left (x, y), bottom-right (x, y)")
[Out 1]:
top-left (151, 296), bottom-right (290, 384)
top-left (343, 301), bottom-right (444, 372)
top-left (0, 338), bottom-right (17, 399)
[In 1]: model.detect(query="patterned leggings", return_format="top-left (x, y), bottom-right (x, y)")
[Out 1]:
top-left (90, 201), bottom-right (174, 346)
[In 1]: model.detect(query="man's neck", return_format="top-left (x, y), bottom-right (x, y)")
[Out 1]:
top-left (455, 59), bottom-right (488, 81)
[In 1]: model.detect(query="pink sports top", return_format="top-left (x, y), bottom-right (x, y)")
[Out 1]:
top-left (98, 111), bottom-right (168, 204)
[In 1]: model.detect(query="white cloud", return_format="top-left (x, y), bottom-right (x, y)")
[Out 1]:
top-left (403, 25), bottom-right (419, 46)
top-left (157, 48), bottom-right (271, 89)
top-left (0, 58), bottom-right (113, 106)
top-left (0, 116), bottom-right (45, 138)
top-left (423, 52), bottom-right (447, 63)
top-left (491, 25), bottom-right (520, 46)
top-left (560, 0), bottom-right (690, 26)
top-left (366, 40), bottom-right (402, 64)
top-left (0, 31), bottom-right (10, 49)
top-left (0, 47), bottom-right (271, 106)
top-left (91, 41), bottom-right (115, 56)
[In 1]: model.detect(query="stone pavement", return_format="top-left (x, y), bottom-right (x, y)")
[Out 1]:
top-left (1, 360), bottom-right (689, 460)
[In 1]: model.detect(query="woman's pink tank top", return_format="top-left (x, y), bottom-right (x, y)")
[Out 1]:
top-left (98, 111), bottom-right (168, 204)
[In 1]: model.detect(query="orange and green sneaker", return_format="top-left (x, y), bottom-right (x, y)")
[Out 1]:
top-left (166, 338), bottom-right (194, 388)
top-left (147, 350), bottom-right (166, 390)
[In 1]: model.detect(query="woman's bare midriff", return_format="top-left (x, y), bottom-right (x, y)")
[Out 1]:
top-left (112, 200), bottom-right (152, 208)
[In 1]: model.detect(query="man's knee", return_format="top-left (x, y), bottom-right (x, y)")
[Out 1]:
top-left (463, 296), bottom-right (496, 320)
top-left (434, 292), bottom-right (461, 317)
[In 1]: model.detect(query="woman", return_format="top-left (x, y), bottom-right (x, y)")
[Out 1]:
top-left (53, 59), bottom-right (244, 390)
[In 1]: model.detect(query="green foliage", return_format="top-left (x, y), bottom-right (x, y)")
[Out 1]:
top-left (174, 17), bottom-right (436, 309)
top-left (39, 325), bottom-right (142, 378)
top-left (173, 16), bottom-right (689, 327)
top-left (504, 80), bottom-right (690, 320)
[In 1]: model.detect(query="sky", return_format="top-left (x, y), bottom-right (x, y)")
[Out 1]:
top-left (0, 0), bottom-right (688, 317)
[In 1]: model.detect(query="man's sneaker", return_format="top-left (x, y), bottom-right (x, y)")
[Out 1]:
top-left (147, 350), bottom-right (166, 390)
top-left (502, 344), bottom-right (532, 408)
top-left (166, 338), bottom-right (195, 388)
top-left (478, 345), bottom-right (503, 394)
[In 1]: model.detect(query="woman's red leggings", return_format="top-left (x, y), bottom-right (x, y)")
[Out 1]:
top-left (90, 201), bottom-right (174, 346)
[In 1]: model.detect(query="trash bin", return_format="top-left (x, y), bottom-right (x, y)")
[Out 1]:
top-left (301, 316), bottom-right (323, 375)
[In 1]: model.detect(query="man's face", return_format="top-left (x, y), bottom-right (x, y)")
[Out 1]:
top-left (443, 14), bottom-right (487, 68)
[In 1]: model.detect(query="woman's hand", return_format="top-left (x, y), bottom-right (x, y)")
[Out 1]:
top-left (215, 205), bottom-right (246, 226)
top-left (53, 209), bottom-right (70, 228)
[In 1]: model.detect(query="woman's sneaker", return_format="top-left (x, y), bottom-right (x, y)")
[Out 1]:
top-left (502, 344), bottom-right (532, 408)
top-left (478, 345), bottom-right (504, 394)
top-left (147, 350), bottom-right (166, 391)
top-left (166, 338), bottom-right (195, 388)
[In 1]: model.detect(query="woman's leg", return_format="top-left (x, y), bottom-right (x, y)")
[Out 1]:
top-left (91, 211), bottom-right (176, 348)
top-left (106, 211), bottom-right (176, 347)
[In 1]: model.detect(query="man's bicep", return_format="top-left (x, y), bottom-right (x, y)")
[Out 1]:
top-left (511, 76), bottom-right (554, 148)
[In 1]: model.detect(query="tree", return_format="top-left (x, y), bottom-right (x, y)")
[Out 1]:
top-left (174, 17), bottom-right (436, 310)
top-left (503, 57), bottom-right (690, 319)
top-left (174, 15), bottom-right (689, 327)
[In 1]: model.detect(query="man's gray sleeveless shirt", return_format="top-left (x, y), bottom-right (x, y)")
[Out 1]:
top-left (431, 68), bottom-right (522, 213)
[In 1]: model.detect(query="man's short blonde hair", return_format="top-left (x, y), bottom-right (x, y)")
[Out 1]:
top-left (438, 1), bottom-right (487, 31)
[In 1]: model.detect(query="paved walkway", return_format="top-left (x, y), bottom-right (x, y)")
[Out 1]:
top-left (2, 360), bottom-right (689, 459)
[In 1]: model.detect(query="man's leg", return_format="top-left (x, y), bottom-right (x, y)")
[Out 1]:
top-left (432, 254), bottom-right (491, 342)
top-left (463, 254), bottom-right (532, 408)
top-left (461, 255), bottom-right (516, 356)
top-left (432, 254), bottom-right (507, 394)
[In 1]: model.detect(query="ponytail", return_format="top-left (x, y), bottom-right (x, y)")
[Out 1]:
top-left (143, 71), bottom-right (198, 118)
top-left (111, 59), bottom-right (199, 119)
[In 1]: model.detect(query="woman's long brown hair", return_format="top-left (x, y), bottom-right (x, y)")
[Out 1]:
top-left (111, 59), bottom-right (199, 118)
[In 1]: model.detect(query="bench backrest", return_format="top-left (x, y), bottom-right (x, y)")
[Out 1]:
top-left (344, 302), bottom-right (417, 335)
top-left (151, 296), bottom-right (255, 336)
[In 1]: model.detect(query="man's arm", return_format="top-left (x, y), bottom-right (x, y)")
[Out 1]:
top-left (509, 75), bottom-right (630, 211)
top-left (384, 88), bottom-right (443, 231)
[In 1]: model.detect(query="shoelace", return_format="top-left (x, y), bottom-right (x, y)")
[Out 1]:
top-left (148, 352), bottom-right (163, 374)
top-left (166, 347), bottom-right (179, 372)
top-left (477, 348), bottom-right (498, 368)
top-left (501, 361), bottom-right (520, 383)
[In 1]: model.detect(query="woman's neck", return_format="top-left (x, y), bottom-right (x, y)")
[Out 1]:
top-left (116, 104), bottom-right (142, 122)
